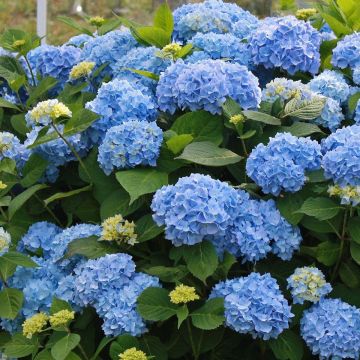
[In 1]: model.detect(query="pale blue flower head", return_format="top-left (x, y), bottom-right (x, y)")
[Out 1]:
top-left (27, 45), bottom-right (81, 95)
top-left (308, 70), bottom-right (350, 104)
top-left (156, 59), bottom-right (261, 115)
top-left (0, 227), bottom-right (11, 257)
top-left (248, 16), bottom-right (321, 75)
top-left (85, 78), bottom-right (158, 144)
top-left (314, 97), bottom-right (344, 132)
top-left (98, 121), bottom-right (163, 175)
top-left (172, 0), bottom-right (259, 42)
top-left (210, 273), bottom-right (293, 340)
top-left (301, 298), bottom-right (360, 359)
top-left (151, 173), bottom-right (240, 246)
top-left (189, 32), bottom-right (251, 66)
top-left (81, 29), bottom-right (138, 78)
top-left (246, 133), bottom-right (322, 195)
top-left (17, 222), bottom-right (62, 259)
top-left (322, 125), bottom-right (360, 186)
top-left (67, 34), bottom-right (92, 47)
top-left (287, 266), bottom-right (332, 304)
top-left (353, 67), bottom-right (360, 85)
top-left (332, 32), bottom-right (360, 69)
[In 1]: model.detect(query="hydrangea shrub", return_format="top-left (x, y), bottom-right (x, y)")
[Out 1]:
top-left (0, 1), bottom-right (360, 359)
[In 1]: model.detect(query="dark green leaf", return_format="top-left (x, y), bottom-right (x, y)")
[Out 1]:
top-left (139, 336), bottom-right (168, 360)
top-left (0, 288), bottom-right (24, 319)
top-left (222, 97), bottom-right (242, 118)
top-left (296, 197), bottom-right (341, 221)
top-left (269, 330), bottom-right (304, 360)
top-left (26, 77), bottom-right (58, 106)
top-left (191, 298), bottom-right (225, 330)
top-left (144, 265), bottom-right (188, 283)
top-left (316, 241), bottom-right (341, 266)
top-left (277, 193), bottom-right (304, 225)
top-left (176, 305), bottom-right (189, 329)
top-left (243, 110), bottom-right (281, 125)
top-left (136, 214), bottom-right (164, 242)
top-left (280, 122), bottom-right (324, 137)
top-left (348, 217), bottom-right (360, 245)
top-left (1, 251), bottom-right (38, 268)
top-left (125, 68), bottom-right (159, 81)
top-left (50, 297), bottom-right (73, 315)
top-left (109, 334), bottom-right (139, 360)
top-left (51, 334), bottom-right (81, 360)
top-left (20, 153), bottom-right (48, 188)
top-left (339, 262), bottom-right (360, 288)
top-left (57, 16), bottom-right (93, 35)
top-left (44, 184), bottom-right (92, 206)
top-left (350, 241), bottom-right (360, 266)
top-left (4, 334), bottom-right (37, 358)
top-left (0, 97), bottom-right (20, 110)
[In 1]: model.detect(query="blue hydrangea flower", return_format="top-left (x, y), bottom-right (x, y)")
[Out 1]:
top-left (287, 267), bottom-right (332, 304)
top-left (301, 298), bottom-right (360, 359)
top-left (17, 222), bottom-right (62, 259)
top-left (98, 121), bottom-right (163, 175)
top-left (184, 50), bottom-right (212, 64)
top-left (66, 253), bottom-right (160, 336)
top-left (322, 125), bottom-right (360, 186)
top-left (27, 45), bottom-right (81, 94)
top-left (85, 79), bottom-right (158, 144)
top-left (156, 59), bottom-right (261, 115)
top-left (308, 70), bottom-right (350, 104)
top-left (51, 224), bottom-right (101, 268)
top-left (114, 46), bottom-right (170, 92)
top-left (246, 133), bottom-right (322, 195)
top-left (355, 99), bottom-right (360, 124)
top-left (314, 97), bottom-right (344, 132)
top-left (210, 273), bottom-right (293, 340)
top-left (81, 29), bottom-right (138, 78)
top-left (8, 257), bottom-right (66, 318)
top-left (151, 174), bottom-right (240, 246)
top-left (0, 227), bottom-right (11, 257)
top-left (0, 131), bottom-right (28, 171)
top-left (332, 33), bottom-right (360, 69)
top-left (319, 23), bottom-right (336, 42)
top-left (67, 34), bottom-right (93, 47)
top-left (214, 198), bottom-right (302, 262)
top-left (24, 126), bottom-right (90, 183)
top-left (189, 32), bottom-right (251, 66)
top-left (248, 16), bottom-right (321, 75)
top-left (172, 0), bottom-right (259, 42)
top-left (353, 67), bottom-right (360, 85)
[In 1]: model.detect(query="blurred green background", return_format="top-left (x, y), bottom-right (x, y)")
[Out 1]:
top-left (0, 0), bottom-right (310, 44)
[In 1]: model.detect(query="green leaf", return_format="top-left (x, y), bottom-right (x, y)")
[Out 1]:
top-left (239, 129), bottom-right (257, 139)
top-left (110, 335), bottom-right (139, 360)
top-left (348, 91), bottom-right (360, 113)
top-left (282, 98), bottom-right (326, 120)
top-left (316, 241), bottom-right (341, 266)
top-left (213, 252), bottom-right (236, 281)
top-left (243, 110), bottom-right (281, 125)
top-left (144, 265), bottom-right (188, 283)
top-left (51, 334), bottom-right (81, 360)
top-left (268, 330), bottom-right (304, 360)
top-left (44, 184), bottom-right (92, 206)
top-left (1, 251), bottom-right (38, 268)
top-left (348, 217), bottom-right (360, 245)
top-left (339, 262), bottom-right (360, 288)
top-left (280, 122), bottom-right (324, 137)
top-left (176, 141), bottom-right (242, 167)
top-left (116, 169), bottom-right (168, 204)
top-left (125, 68), bottom-right (159, 81)
top-left (136, 214), bottom-right (164, 242)
top-left (171, 110), bottom-right (224, 145)
top-left (222, 97), bottom-right (242, 118)
top-left (296, 197), bottom-right (341, 221)
top-left (183, 241), bottom-right (218, 283)
top-left (0, 97), bottom-right (20, 110)
top-left (34, 349), bottom-right (55, 360)
top-left (50, 297), bottom-right (73, 315)
top-left (277, 193), bottom-right (304, 225)
top-left (350, 241), bottom-right (360, 266)
top-left (0, 288), bottom-right (24, 319)
top-left (137, 287), bottom-right (178, 321)
top-left (57, 16), bottom-right (93, 35)
top-left (20, 154), bottom-right (48, 188)
top-left (131, 26), bottom-right (171, 48)
top-left (97, 18), bottom-right (124, 36)
top-left (11, 113), bottom-right (28, 136)
top-left (4, 334), bottom-right (37, 358)
top-left (139, 336), bottom-right (168, 360)
top-left (166, 134), bottom-right (193, 154)
top-left (177, 43), bottom-right (193, 59)
top-left (0, 257), bottom-right (17, 281)
top-left (64, 108), bottom-right (99, 136)
top-left (8, 184), bottom-right (48, 220)
top-left (191, 298), bottom-right (225, 330)
top-left (64, 236), bottom-right (118, 260)
top-left (176, 305), bottom-right (189, 329)
top-left (154, 1), bottom-right (174, 34)
top-left (26, 77), bottom-right (58, 106)
top-left (90, 337), bottom-right (114, 360)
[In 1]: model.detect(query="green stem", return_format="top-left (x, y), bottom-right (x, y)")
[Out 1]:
top-left (50, 122), bottom-right (93, 183)
top-left (186, 318), bottom-right (198, 360)
top-left (77, 343), bottom-right (89, 360)
top-left (240, 139), bottom-right (248, 157)
top-left (33, 193), bottom-right (63, 227)
top-left (24, 55), bottom-right (36, 87)
top-left (331, 209), bottom-right (349, 281)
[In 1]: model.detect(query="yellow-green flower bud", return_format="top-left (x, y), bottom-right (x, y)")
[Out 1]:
top-left (0, 181), bottom-right (7, 190)
top-left (101, 214), bottom-right (137, 245)
top-left (229, 114), bottom-right (245, 125)
top-left (12, 39), bottom-right (26, 48)
top-left (22, 313), bottom-right (48, 338)
top-left (89, 16), bottom-right (105, 27)
top-left (296, 8), bottom-right (317, 21)
top-left (49, 309), bottom-right (75, 327)
top-left (169, 284), bottom-right (200, 304)
top-left (69, 61), bottom-right (96, 80)
top-left (119, 347), bottom-right (147, 360)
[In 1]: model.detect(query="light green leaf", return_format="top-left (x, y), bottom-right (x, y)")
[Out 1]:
top-left (125, 68), bottom-right (159, 81)
top-left (8, 184), bottom-right (48, 220)
top-left (296, 197), bottom-right (341, 221)
top-left (137, 287), bottom-right (178, 321)
top-left (191, 298), bottom-right (225, 330)
top-left (4, 334), bottom-right (37, 358)
top-left (282, 98), bottom-right (326, 120)
top-left (183, 241), bottom-right (218, 283)
top-left (116, 169), bottom-right (168, 204)
top-left (268, 330), bottom-right (304, 360)
top-left (243, 110), bottom-right (281, 125)
top-left (171, 110), bottom-right (223, 145)
top-left (1, 251), bottom-right (38, 268)
top-left (50, 297), bottom-right (72, 315)
top-left (131, 26), bottom-right (171, 48)
top-left (0, 257), bottom-right (17, 281)
top-left (0, 97), bottom-right (20, 110)
top-left (0, 288), bottom-right (24, 319)
top-left (166, 134), bottom-right (193, 154)
top-left (177, 305), bottom-right (189, 329)
top-left (51, 334), bottom-right (81, 360)
top-left (154, 1), bottom-right (174, 34)
top-left (57, 16), bottom-right (93, 35)
top-left (176, 141), bottom-right (242, 167)
top-left (44, 184), bottom-right (92, 206)
top-left (136, 214), bottom-right (164, 242)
